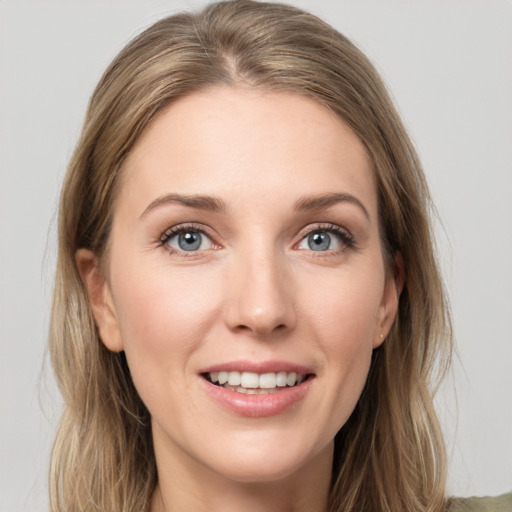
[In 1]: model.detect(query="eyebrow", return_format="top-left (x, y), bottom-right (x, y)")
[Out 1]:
top-left (293, 192), bottom-right (370, 220)
top-left (140, 193), bottom-right (227, 219)
top-left (140, 191), bottom-right (369, 220)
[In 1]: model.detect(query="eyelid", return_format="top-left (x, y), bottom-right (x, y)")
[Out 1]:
top-left (294, 223), bottom-right (356, 252)
top-left (159, 222), bottom-right (220, 255)
top-left (157, 221), bottom-right (356, 257)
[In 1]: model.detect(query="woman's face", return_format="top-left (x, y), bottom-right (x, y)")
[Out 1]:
top-left (80, 86), bottom-right (399, 484)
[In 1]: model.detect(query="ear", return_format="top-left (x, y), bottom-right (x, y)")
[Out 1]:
top-left (373, 252), bottom-right (405, 348)
top-left (75, 248), bottom-right (124, 352)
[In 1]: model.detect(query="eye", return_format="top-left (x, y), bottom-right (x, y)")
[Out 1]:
top-left (296, 225), bottom-right (354, 252)
top-left (161, 227), bottom-right (214, 253)
top-left (298, 231), bottom-right (340, 251)
top-left (305, 232), bottom-right (333, 251)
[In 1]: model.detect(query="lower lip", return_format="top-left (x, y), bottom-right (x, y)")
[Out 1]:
top-left (200, 377), bottom-right (314, 418)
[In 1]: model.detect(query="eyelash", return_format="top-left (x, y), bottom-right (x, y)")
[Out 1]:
top-left (158, 222), bottom-right (356, 256)
top-left (297, 223), bottom-right (356, 252)
top-left (159, 223), bottom-right (214, 257)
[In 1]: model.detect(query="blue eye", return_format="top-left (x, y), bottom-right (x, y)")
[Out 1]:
top-left (297, 226), bottom-right (353, 252)
top-left (307, 232), bottom-right (332, 251)
top-left (164, 228), bottom-right (214, 252)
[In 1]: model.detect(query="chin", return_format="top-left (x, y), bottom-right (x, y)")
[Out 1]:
top-left (210, 459), bottom-right (308, 484)
top-left (199, 431), bottom-right (332, 484)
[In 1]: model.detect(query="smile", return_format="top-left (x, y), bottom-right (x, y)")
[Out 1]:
top-left (204, 371), bottom-right (309, 394)
top-left (199, 361), bottom-right (315, 417)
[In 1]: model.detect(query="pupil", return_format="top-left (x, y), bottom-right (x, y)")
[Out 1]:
top-left (178, 231), bottom-right (201, 251)
top-left (308, 232), bottom-right (330, 251)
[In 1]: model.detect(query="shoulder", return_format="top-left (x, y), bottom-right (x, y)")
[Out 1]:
top-left (448, 493), bottom-right (512, 512)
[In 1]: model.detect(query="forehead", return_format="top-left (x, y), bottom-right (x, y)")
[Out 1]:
top-left (119, 86), bottom-right (376, 217)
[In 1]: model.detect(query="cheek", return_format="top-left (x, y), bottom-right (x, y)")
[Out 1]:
top-left (302, 264), bottom-right (383, 348)
top-left (109, 259), bottom-right (223, 391)
top-left (300, 267), bottom-right (382, 416)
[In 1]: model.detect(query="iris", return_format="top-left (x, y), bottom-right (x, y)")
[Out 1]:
top-left (308, 232), bottom-right (331, 251)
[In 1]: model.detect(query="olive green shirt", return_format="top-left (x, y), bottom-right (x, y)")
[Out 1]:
top-left (449, 493), bottom-right (512, 511)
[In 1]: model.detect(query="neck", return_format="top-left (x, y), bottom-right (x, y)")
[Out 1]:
top-left (150, 433), bottom-right (332, 512)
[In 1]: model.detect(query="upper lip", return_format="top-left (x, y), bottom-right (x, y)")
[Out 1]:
top-left (199, 360), bottom-right (314, 375)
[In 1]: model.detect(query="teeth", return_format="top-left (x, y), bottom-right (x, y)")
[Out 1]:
top-left (207, 371), bottom-right (307, 391)
top-left (276, 371), bottom-right (288, 387)
top-left (286, 372), bottom-right (297, 386)
top-left (227, 371), bottom-right (241, 386)
top-left (259, 373), bottom-right (276, 389)
top-left (240, 372), bottom-right (259, 388)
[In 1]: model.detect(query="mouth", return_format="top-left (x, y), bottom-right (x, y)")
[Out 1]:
top-left (202, 371), bottom-right (313, 395)
top-left (199, 363), bottom-right (315, 417)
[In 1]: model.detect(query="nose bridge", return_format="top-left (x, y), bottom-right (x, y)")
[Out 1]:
top-left (224, 243), bottom-right (295, 336)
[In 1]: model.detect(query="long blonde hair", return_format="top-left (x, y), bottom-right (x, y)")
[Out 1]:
top-left (49, 1), bottom-right (452, 511)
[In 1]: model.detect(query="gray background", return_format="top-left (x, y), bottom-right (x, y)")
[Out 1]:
top-left (1, 1), bottom-right (511, 510)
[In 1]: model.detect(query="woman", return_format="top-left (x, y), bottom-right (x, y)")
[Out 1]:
top-left (48, 1), bottom-right (510, 511)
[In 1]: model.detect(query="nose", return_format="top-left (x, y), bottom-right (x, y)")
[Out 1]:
top-left (223, 249), bottom-right (296, 338)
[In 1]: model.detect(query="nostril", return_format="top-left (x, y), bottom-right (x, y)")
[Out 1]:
top-left (223, 278), bottom-right (296, 335)
top-left (237, 322), bottom-right (289, 337)
top-left (234, 324), bottom-right (252, 332)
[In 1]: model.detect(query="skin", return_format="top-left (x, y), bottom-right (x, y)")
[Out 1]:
top-left (77, 86), bottom-right (402, 512)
